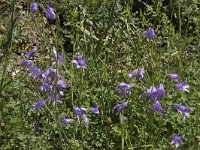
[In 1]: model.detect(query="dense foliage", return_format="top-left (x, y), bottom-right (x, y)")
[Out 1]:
top-left (0, 0), bottom-right (200, 149)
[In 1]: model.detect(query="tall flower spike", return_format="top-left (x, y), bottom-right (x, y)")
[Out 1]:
top-left (30, 2), bottom-right (38, 13)
top-left (45, 6), bottom-right (56, 20)
top-left (168, 74), bottom-right (179, 82)
top-left (113, 102), bottom-right (128, 114)
top-left (115, 82), bottom-right (134, 98)
top-left (143, 28), bottom-right (156, 40)
top-left (172, 104), bottom-right (193, 119)
top-left (175, 80), bottom-right (189, 92)
top-left (171, 134), bottom-right (184, 148)
top-left (71, 53), bottom-right (90, 69)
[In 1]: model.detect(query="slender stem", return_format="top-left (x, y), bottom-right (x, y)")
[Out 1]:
top-left (0, 0), bottom-right (16, 91)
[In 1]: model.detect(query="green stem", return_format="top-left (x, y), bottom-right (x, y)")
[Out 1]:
top-left (0, 0), bottom-right (16, 91)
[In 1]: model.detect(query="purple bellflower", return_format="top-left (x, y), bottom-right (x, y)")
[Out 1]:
top-left (128, 70), bottom-right (137, 79)
top-left (27, 48), bottom-right (37, 58)
top-left (172, 104), bottom-right (193, 119)
top-left (150, 101), bottom-right (164, 115)
top-left (40, 82), bottom-right (52, 92)
top-left (145, 84), bottom-right (165, 102)
top-left (42, 67), bottom-right (62, 82)
top-left (115, 82), bottom-right (134, 98)
top-left (90, 106), bottom-right (99, 114)
top-left (175, 80), bottom-right (189, 92)
top-left (113, 102), bottom-right (128, 114)
top-left (71, 53), bottom-right (90, 69)
top-left (128, 69), bottom-right (144, 80)
top-left (27, 66), bottom-right (41, 79)
top-left (73, 107), bottom-right (90, 125)
top-left (20, 60), bottom-right (33, 68)
top-left (57, 79), bottom-right (69, 95)
top-left (143, 28), bottom-right (156, 40)
top-left (47, 93), bottom-right (62, 106)
top-left (171, 134), bottom-right (184, 148)
top-left (61, 116), bottom-right (73, 127)
top-left (53, 52), bottom-right (64, 65)
top-left (30, 2), bottom-right (38, 13)
top-left (168, 74), bottom-right (179, 82)
top-left (32, 100), bottom-right (46, 110)
top-left (45, 6), bottom-right (56, 20)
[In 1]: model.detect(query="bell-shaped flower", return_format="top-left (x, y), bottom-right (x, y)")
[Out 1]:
top-left (168, 74), bottom-right (179, 82)
top-left (171, 134), bottom-right (184, 148)
top-left (90, 106), bottom-right (99, 114)
top-left (32, 100), bottom-right (46, 110)
top-left (113, 102), bottom-right (128, 114)
top-left (172, 104), bottom-right (193, 119)
top-left (61, 116), bottom-right (73, 127)
top-left (71, 53), bottom-right (90, 69)
top-left (27, 66), bottom-right (41, 79)
top-left (115, 82), bottom-right (134, 98)
top-left (150, 101), bottom-right (164, 115)
top-left (143, 28), bottom-right (156, 40)
top-left (30, 2), bottom-right (38, 13)
top-left (20, 60), bottom-right (33, 68)
top-left (27, 48), bottom-right (37, 58)
top-left (45, 6), bottom-right (56, 20)
top-left (175, 80), bottom-right (189, 92)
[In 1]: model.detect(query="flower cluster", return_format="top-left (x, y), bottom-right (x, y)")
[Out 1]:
top-left (30, 2), bottom-right (56, 20)
top-left (20, 50), bottom-right (69, 109)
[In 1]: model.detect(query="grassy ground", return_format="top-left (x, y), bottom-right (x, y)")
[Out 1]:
top-left (0, 0), bottom-right (200, 149)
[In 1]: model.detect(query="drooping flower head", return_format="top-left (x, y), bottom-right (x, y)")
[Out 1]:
top-left (90, 106), bottom-right (99, 114)
top-left (30, 2), bottom-right (38, 13)
top-left (45, 6), bottom-right (56, 20)
top-left (71, 53), bottom-right (90, 69)
top-left (113, 102), bottom-right (128, 114)
top-left (143, 28), bottom-right (156, 40)
top-left (175, 80), bottom-right (189, 92)
top-left (168, 74), bottom-right (179, 82)
top-left (172, 104), bottom-right (193, 119)
top-left (171, 134), bottom-right (184, 148)
top-left (115, 82), bottom-right (134, 98)
top-left (61, 116), bottom-right (73, 127)
top-left (32, 100), bottom-right (46, 110)
top-left (150, 101), bottom-right (164, 115)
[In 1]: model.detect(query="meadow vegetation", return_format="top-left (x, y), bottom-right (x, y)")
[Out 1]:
top-left (0, 0), bottom-right (200, 149)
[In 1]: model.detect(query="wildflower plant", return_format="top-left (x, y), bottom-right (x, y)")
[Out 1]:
top-left (1, 1), bottom-right (199, 149)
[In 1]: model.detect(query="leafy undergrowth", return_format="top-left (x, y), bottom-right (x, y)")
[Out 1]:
top-left (0, 0), bottom-right (200, 149)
